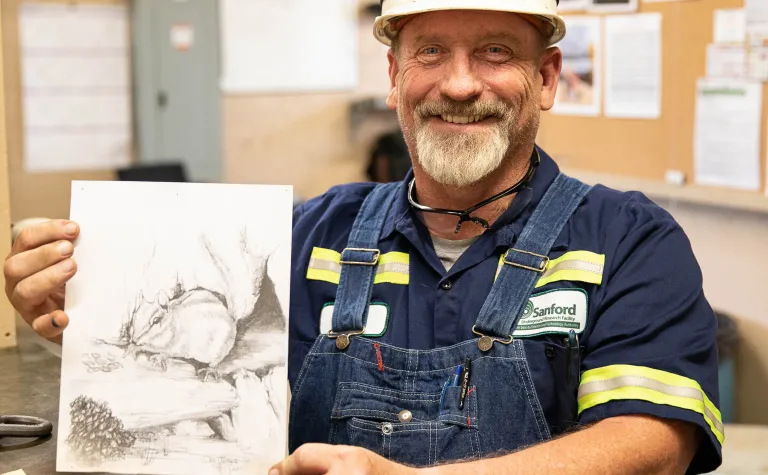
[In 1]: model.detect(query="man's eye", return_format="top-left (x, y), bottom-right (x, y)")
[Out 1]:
top-left (422, 46), bottom-right (441, 55)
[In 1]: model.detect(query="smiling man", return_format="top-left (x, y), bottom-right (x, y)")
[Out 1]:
top-left (5, 0), bottom-right (723, 474)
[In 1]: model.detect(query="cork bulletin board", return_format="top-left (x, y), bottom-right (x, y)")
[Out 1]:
top-left (536, 0), bottom-right (768, 196)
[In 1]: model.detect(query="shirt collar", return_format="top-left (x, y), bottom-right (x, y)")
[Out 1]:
top-left (380, 145), bottom-right (561, 243)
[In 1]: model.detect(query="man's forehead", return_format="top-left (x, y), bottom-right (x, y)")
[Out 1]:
top-left (391, 10), bottom-right (550, 45)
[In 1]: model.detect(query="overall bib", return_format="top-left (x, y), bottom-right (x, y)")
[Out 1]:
top-left (289, 173), bottom-right (592, 466)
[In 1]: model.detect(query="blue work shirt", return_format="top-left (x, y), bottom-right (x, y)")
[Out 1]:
top-left (289, 147), bottom-right (722, 473)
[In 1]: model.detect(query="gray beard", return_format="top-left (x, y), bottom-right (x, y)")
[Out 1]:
top-left (413, 124), bottom-right (511, 187)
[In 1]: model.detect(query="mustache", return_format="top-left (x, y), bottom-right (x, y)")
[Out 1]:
top-left (414, 99), bottom-right (512, 118)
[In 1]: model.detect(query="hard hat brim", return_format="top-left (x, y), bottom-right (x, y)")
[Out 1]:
top-left (373, 0), bottom-right (566, 47)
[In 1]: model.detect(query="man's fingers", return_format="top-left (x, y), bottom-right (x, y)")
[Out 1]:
top-left (31, 310), bottom-right (69, 339)
top-left (11, 219), bottom-right (78, 254)
top-left (11, 257), bottom-right (76, 309)
top-left (271, 444), bottom-right (338, 475)
top-left (5, 239), bottom-right (75, 290)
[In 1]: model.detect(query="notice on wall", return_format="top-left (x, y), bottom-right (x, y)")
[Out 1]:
top-left (557, 0), bottom-right (591, 12)
top-left (714, 9), bottom-right (746, 45)
top-left (604, 13), bottom-right (662, 119)
top-left (693, 78), bottom-right (762, 191)
top-left (171, 24), bottom-right (194, 52)
top-left (746, 0), bottom-right (768, 45)
top-left (19, 3), bottom-right (132, 172)
top-left (747, 46), bottom-right (768, 80)
top-left (707, 44), bottom-right (747, 78)
top-left (552, 16), bottom-right (602, 116)
top-left (219, 0), bottom-right (358, 93)
top-left (588, 0), bottom-right (638, 13)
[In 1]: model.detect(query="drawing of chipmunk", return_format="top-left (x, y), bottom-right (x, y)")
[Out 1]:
top-left (109, 231), bottom-right (285, 383)
top-left (118, 282), bottom-right (237, 381)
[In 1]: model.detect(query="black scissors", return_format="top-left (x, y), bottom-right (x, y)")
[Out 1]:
top-left (0, 415), bottom-right (53, 439)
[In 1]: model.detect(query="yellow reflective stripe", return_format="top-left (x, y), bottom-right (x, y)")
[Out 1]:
top-left (312, 247), bottom-right (342, 262)
top-left (578, 364), bottom-right (724, 445)
top-left (306, 268), bottom-right (340, 284)
top-left (379, 251), bottom-right (409, 265)
top-left (495, 251), bottom-right (605, 287)
top-left (306, 247), bottom-right (409, 285)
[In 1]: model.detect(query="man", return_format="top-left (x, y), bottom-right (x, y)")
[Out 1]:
top-left (5, 0), bottom-right (723, 474)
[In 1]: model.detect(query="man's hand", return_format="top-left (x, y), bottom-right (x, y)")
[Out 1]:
top-left (4, 219), bottom-right (79, 343)
top-left (269, 443), bottom-right (418, 475)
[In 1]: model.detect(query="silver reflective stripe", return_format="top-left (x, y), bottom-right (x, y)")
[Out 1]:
top-left (308, 258), bottom-right (409, 276)
top-left (578, 375), bottom-right (723, 434)
top-left (541, 259), bottom-right (603, 278)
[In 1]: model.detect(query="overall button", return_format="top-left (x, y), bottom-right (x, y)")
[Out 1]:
top-left (381, 422), bottom-right (393, 435)
top-left (440, 280), bottom-right (453, 290)
top-left (398, 410), bottom-right (413, 423)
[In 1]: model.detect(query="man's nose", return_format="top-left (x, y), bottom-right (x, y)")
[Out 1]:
top-left (439, 53), bottom-right (484, 102)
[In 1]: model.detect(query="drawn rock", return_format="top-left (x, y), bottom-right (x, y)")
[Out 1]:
top-left (231, 368), bottom-right (283, 457)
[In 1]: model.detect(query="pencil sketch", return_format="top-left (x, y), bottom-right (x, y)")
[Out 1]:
top-left (57, 181), bottom-right (292, 475)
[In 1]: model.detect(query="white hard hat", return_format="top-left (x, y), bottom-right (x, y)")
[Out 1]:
top-left (373, 0), bottom-right (566, 47)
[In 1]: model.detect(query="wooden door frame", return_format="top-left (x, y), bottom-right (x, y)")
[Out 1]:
top-left (0, 3), bottom-right (17, 349)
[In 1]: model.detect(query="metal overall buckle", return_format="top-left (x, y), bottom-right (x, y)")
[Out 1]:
top-left (339, 248), bottom-right (380, 266)
top-left (328, 327), bottom-right (366, 350)
top-left (503, 248), bottom-right (549, 273)
top-left (471, 326), bottom-right (513, 352)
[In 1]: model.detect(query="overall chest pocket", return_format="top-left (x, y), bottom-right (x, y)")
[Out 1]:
top-left (329, 381), bottom-right (480, 467)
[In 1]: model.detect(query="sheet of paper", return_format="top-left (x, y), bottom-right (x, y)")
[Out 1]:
top-left (714, 9), bottom-right (746, 45)
top-left (57, 181), bottom-right (293, 474)
top-left (19, 3), bottom-right (131, 172)
top-left (604, 13), bottom-right (662, 119)
top-left (557, 0), bottom-right (591, 12)
top-left (588, 0), bottom-right (638, 13)
top-left (747, 45), bottom-right (768, 80)
top-left (746, 0), bottom-right (768, 45)
top-left (706, 44), bottom-right (747, 77)
top-left (219, 0), bottom-right (358, 93)
top-left (693, 78), bottom-right (762, 191)
top-left (552, 16), bottom-right (602, 116)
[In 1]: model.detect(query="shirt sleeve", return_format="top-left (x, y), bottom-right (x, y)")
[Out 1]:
top-left (578, 193), bottom-right (723, 474)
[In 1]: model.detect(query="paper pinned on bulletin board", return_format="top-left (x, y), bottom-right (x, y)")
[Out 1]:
top-left (746, 0), bottom-right (768, 80)
top-left (707, 45), bottom-right (747, 78)
top-left (219, 0), bottom-right (358, 93)
top-left (557, 0), bottom-right (591, 12)
top-left (746, 0), bottom-right (768, 45)
top-left (604, 13), bottom-right (662, 119)
top-left (693, 78), bottom-right (762, 191)
top-left (713, 9), bottom-right (746, 45)
top-left (588, 0), bottom-right (638, 13)
top-left (552, 16), bottom-right (602, 116)
top-left (19, 2), bottom-right (132, 172)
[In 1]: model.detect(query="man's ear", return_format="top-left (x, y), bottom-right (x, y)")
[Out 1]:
top-left (386, 48), bottom-right (399, 110)
top-left (538, 46), bottom-right (563, 111)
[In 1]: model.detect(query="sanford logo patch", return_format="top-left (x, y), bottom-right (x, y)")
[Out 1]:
top-left (513, 289), bottom-right (588, 337)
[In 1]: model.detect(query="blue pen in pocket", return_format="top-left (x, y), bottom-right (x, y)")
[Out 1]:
top-left (452, 365), bottom-right (463, 387)
top-left (439, 376), bottom-right (451, 414)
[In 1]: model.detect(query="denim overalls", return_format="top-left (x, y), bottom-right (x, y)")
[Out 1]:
top-left (289, 173), bottom-right (592, 466)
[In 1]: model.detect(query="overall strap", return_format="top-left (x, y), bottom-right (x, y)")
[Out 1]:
top-left (331, 181), bottom-right (401, 333)
top-left (473, 173), bottom-right (592, 340)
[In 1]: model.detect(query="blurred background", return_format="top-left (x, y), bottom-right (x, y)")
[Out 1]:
top-left (0, 0), bottom-right (766, 469)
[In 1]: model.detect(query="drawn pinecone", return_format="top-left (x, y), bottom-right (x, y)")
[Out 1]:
top-left (66, 395), bottom-right (136, 464)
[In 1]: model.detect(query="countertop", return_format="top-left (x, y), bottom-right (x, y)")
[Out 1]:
top-left (1, 322), bottom-right (767, 475)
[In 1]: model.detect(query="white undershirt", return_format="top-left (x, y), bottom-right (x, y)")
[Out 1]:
top-left (430, 235), bottom-right (478, 272)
